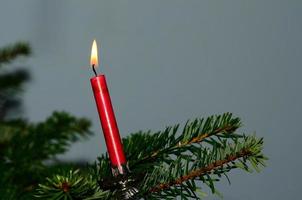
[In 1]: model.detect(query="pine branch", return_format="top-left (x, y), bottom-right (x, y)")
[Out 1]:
top-left (35, 169), bottom-right (110, 200)
top-left (5, 111), bottom-right (92, 162)
top-left (149, 121), bottom-right (238, 159)
top-left (125, 113), bottom-right (242, 170)
top-left (35, 113), bottom-right (267, 200)
top-left (149, 148), bottom-right (252, 193)
top-left (139, 135), bottom-right (266, 199)
top-left (0, 69), bottom-right (30, 119)
top-left (0, 42), bottom-right (31, 119)
top-left (0, 111), bottom-right (93, 199)
top-left (0, 69), bottom-right (29, 90)
top-left (0, 41), bottom-right (98, 199)
top-left (0, 42), bottom-right (30, 65)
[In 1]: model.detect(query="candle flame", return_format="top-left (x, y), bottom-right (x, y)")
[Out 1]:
top-left (90, 40), bottom-right (99, 67)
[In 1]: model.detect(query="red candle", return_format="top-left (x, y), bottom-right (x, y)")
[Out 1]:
top-left (90, 40), bottom-right (126, 170)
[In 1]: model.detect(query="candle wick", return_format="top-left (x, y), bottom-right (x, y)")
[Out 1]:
top-left (92, 64), bottom-right (98, 77)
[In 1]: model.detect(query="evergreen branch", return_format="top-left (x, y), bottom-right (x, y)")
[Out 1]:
top-left (23, 111), bottom-right (92, 160)
top-left (35, 169), bottom-right (110, 200)
top-left (176, 124), bottom-right (238, 148)
top-left (0, 42), bottom-right (30, 64)
top-left (149, 148), bottom-right (252, 193)
top-left (0, 69), bottom-right (30, 119)
top-left (0, 111), bottom-right (93, 198)
top-left (139, 135), bottom-right (266, 199)
top-left (150, 122), bottom-right (238, 159)
top-left (126, 113), bottom-right (241, 168)
top-left (0, 69), bottom-right (29, 90)
top-left (35, 113), bottom-right (267, 200)
top-left (0, 41), bottom-right (101, 199)
top-left (0, 42), bottom-right (31, 119)
top-left (3, 111), bottom-right (92, 163)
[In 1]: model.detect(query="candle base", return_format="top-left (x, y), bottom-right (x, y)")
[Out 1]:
top-left (111, 163), bottom-right (129, 176)
top-left (99, 163), bottom-right (139, 200)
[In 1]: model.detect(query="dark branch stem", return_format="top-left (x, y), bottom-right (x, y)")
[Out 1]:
top-left (149, 148), bottom-right (252, 193)
top-left (176, 125), bottom-right (236, 148)
top-left (140, 125), bottom-right (237, 163)
top-left (132, 126), bottom-right (237, 167)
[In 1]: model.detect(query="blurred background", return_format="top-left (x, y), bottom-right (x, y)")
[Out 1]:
top-left (0, 0), bottom-right (301, 199)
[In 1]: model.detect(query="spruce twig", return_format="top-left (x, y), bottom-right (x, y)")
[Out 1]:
top-left (149, 148), bottom-right (252, 193)
top-left (0, 42), bottom-right (95, 199)
top-left (35, 113), bottom-right (267, 200)
top-left (127, 113), bottom-right (242, 168)
top-left (146, 123), bottom-right (238, 161)
top-left (0, 42), bottom-right (30, 64)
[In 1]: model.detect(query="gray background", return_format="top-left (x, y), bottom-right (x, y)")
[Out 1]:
top-left (1, 0), bottom-right (301, 199)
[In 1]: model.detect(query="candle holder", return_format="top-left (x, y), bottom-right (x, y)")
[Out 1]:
top-left (99, 164), bottom-right (139, 200)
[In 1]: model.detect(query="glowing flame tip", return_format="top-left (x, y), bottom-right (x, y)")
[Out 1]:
top-left (90, 40), bottom-right (99, 67)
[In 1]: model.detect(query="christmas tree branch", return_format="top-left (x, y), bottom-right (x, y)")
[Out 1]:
top-left (150, 121), bottom-right (238, 159)
top-left (0, 111), bottom-right (93, 200)
top-left (0, 42), bottom-right (98, 199)
top-left (0, 42), bottom-right (30, 64)
top-left (139, 135), bottom-right (266, 199)
top-left (0, 69), bottom-right (29, 91)
top-left (35, 169), bottom-right (110, 200)
top-left (0, 42), bottom-right (31, 119)
top-left (35, 113), bottom-right (267, 200)
top-left (2, 111), bottom-right (92, 162)
top-left (149, 148), bottom-right (252, 193)
top-left (125, 113), bottom-right (242, 169)
top-left (177, 124), bottom-right (238, 147)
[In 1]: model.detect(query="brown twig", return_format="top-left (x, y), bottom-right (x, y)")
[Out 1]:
top-left (176, 125), bottom-right (236, 148)
top-left (148, 125), bottom-right (237, 159)
top-left (149, 148), bottom-right (252, 193)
